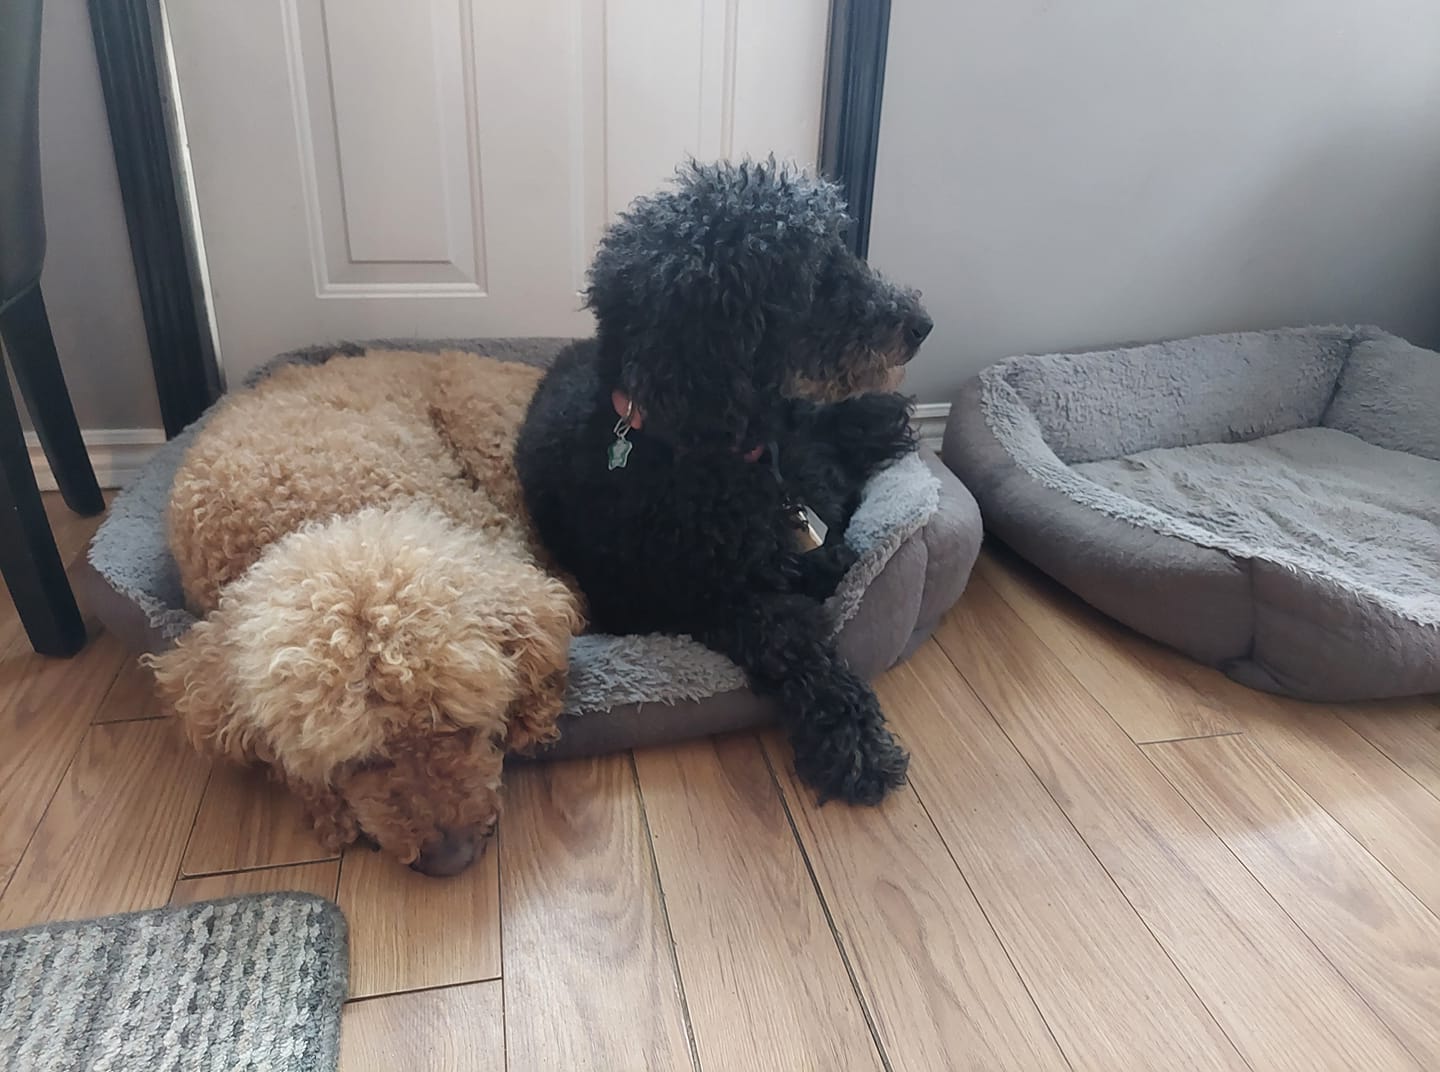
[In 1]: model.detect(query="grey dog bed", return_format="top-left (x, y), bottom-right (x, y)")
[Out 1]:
top-left (944, 325), bottom-right (1440, 702)
top-left (80, 339), bottom-right (981, 756)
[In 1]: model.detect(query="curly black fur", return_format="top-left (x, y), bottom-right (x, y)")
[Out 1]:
top-left (515, 159), bottom-right (932, 805)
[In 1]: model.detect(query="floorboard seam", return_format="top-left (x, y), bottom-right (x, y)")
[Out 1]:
top-left (758, 735), bottom-right (895, 1072)
top-left (628, 750), bottom-right (703, 1072)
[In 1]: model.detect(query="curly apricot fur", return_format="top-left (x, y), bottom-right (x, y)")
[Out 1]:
top-left (149, 351), bottom-right (583, 870)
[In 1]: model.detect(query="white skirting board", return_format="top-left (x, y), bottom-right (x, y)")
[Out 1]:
top-left (913, 402), bottom-right (950, 455)
top-left (27, 407), bottom-right (952, 493)
top-left (26, 429), bottom-right (167, 492)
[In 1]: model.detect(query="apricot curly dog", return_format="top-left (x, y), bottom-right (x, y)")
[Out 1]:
top-left (150, 351), bottom-right (582, 876)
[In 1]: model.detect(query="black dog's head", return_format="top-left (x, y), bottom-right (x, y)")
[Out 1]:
top-left (586, 158), bottom-right (931, 450)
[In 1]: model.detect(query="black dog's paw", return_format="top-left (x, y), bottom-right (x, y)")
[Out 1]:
top-left (792, 542), bottom-right (858, 601)
top-left (795, 718), bottom-right (909, 806)
top-left (816, 392), bottom-right (917, 480)
top-left (844, 722), bottom-right (910, 805)
top-left (760, 543), bottom-right (857, 599)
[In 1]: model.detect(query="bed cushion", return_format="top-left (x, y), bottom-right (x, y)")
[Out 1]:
top-left (1001, 327), bottom-right (1353, 463)
top-left (80, 339), bottom-right (983, 757)
top-left (943, 325), bottom-right (1440, 701)
top-left (1322, 327), bottom-right (1440, 462)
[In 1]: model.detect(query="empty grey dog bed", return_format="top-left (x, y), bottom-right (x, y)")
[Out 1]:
top-left (944, 325), bottom-right (1440, 702)
top-left (80, 339), bottom-right (981, 756)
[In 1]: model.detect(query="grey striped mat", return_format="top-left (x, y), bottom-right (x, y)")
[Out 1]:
top-left (0, 893), bottom-right (347, 1071)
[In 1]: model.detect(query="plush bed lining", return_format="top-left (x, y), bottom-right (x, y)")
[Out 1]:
top-left (981, 373), bottom-right (1440, 630)
top-left (1078, 428), bottom-right (1440, 629)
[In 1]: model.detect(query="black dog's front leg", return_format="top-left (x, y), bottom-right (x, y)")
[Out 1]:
top-left (700, 593), bottom-right (908, 805)
top-left (755, 542), bottom-right (857, 601)
top-left (776, 391), bottom-right (916, 551)
top-left (795, 392), bottom-right (917, 488)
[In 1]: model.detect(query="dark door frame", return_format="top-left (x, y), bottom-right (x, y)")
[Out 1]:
top-left (819, 0), bottom-right (892, 259)
top-left (88, 0), bottom-right (219, 437)
top-left (88, 0), bottom-right (888, 426)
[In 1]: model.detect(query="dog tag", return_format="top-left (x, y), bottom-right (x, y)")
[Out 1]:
top-left (802, 505), bottom-right (829, 545)
top-left (607, 437), bottom-right (633, 470)
top-left (793, 504), bottom-right (828, 551)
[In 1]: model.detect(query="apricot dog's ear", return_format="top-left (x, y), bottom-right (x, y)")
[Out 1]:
top-left (145, 618), bottom-right (251, 763)
top-left (493, 567), bottom-right (584, 754)
top-left (285, 777), bottom-right (361, 854)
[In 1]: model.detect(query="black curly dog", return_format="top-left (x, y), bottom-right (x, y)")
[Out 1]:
top-left (516, 160), bottom-right (932, 804)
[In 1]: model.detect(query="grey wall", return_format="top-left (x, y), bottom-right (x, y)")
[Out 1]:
top-left (870, 0), bottom-right (1440, 405)
top-left (5, 0), bottom-right (161, 431)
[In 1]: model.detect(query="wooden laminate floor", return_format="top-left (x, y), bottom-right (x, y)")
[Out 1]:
top-left (4, 497), bottom-right (1440, 1070)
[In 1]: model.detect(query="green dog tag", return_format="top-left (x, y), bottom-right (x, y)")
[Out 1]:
top-left (608, 437), bottom-right (633, 470)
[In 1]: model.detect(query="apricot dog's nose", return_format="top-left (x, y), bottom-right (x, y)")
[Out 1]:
top-left (410, 826), bottom-right (481, 877)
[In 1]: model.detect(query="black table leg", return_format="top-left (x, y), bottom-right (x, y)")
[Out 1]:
top-left (0, 342), bottom-right (87, 657)
top-left (0, 283), bottom-right (105, 517)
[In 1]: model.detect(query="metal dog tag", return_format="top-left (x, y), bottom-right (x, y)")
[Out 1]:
top-left (802, 505), bottom-right (829, 545)
top-left (793, 504), bottom-right (828, 551)
top-left (608, 405), bottom-right (635, 470)
top-left (607, 437), bottom-right (633, 470)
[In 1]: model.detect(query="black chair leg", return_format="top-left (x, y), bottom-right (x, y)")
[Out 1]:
top-left (0, 346), bottom-right (87, 657)
top-left (0, 283), bottom-right (105, 517)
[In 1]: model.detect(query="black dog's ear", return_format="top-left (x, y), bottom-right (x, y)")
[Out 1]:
top-left (587, 216), bottom-right (763, 449)
top-left (586, 159), bottom-right (847, 450)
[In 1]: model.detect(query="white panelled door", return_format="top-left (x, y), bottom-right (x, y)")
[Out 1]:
top-left (162, 0), bottom-right (830, 383)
